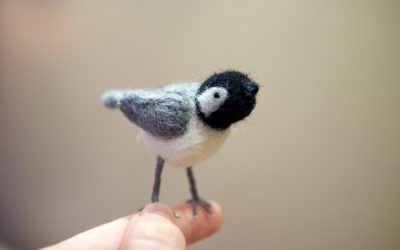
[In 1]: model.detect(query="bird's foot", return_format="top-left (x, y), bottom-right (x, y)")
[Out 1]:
top-left (186, 198), bottom-right (212, 215)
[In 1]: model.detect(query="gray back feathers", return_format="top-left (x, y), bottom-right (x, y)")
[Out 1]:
top-left (102, 83), bottom-right (200, 139)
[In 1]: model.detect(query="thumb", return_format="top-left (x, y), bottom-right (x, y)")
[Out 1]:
top-left (119, 203), bottom-right (186, 250)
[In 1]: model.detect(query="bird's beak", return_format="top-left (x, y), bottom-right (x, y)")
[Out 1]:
top-left (246, 82), bottom-right (259, 96)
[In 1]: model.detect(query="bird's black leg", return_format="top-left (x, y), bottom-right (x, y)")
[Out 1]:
top-left (151, 156), bottom-right (164, 203)
top-left (186, 167), bottom-right (212, 215)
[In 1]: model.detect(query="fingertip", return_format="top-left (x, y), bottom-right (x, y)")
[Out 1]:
top-left (209, 201), bottom-right (224, 220)
top-left (172, 201), bottom-right (224, 244)
top-left (43, 202), bottom-right (223, 250)
top-left (121, 203), bottom-right (186, 249)
top-left (208, 201), bottom-right (224, 233)
top-left (141, 202), bottom-right (175, 221)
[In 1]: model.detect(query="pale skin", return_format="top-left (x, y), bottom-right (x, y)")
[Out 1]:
top-left (42, 202), bottom-right (223, 250)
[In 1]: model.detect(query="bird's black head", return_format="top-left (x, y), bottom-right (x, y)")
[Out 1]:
top-left (195, 70), bottom-right (259, 130)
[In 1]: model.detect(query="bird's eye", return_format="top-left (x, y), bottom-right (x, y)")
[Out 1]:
top-left (214, 92), bottom-right (220, 99)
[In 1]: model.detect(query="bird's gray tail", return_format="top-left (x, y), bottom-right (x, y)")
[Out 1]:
top-left (101, 90), bottom-right (125, 108)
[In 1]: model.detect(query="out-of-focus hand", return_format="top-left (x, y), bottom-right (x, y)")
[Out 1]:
top-left (42, 202), bottom-right (223, 250)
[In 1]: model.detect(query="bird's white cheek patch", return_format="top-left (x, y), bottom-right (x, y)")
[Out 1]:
top-left (197, 87), bottom-right (228, 117)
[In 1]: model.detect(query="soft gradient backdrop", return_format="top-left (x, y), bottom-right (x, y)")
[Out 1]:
top-left (0, 1), bottom-right (399, 249)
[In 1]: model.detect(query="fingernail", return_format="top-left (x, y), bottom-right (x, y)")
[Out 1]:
top-left (141, 203), bottom-right (174, 220)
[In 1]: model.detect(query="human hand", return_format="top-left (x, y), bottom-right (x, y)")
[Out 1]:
top-left (42, 202), bottom-right (223, 250)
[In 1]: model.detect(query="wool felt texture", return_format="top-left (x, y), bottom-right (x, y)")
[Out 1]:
top-left (102, 71), bottom-right (258, 167)
top-left (102, 70), bottom-right (259, 214)
top-left (196, 70), bottom-right (259, 130)
top-left (197, 87), bottom-right (229, 117)
top-left (102, 83), bottom-right (198, 139)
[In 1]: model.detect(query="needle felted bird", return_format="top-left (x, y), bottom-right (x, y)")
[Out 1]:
top-left (102, 70), bottom-right (259, 215)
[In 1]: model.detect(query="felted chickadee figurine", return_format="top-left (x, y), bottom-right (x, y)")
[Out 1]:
top-left (102, 70), bottom-right (259, 215)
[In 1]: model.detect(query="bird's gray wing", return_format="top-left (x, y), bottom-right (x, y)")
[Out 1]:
top-left (103, 89), bottom-right (194, 139)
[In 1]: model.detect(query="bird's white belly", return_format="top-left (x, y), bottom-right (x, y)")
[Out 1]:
top-left (141, 117), bottom-right (230, 167)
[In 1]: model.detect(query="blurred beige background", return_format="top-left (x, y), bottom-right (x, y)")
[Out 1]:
top-left (0, 1), bottom-right (399, 249)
